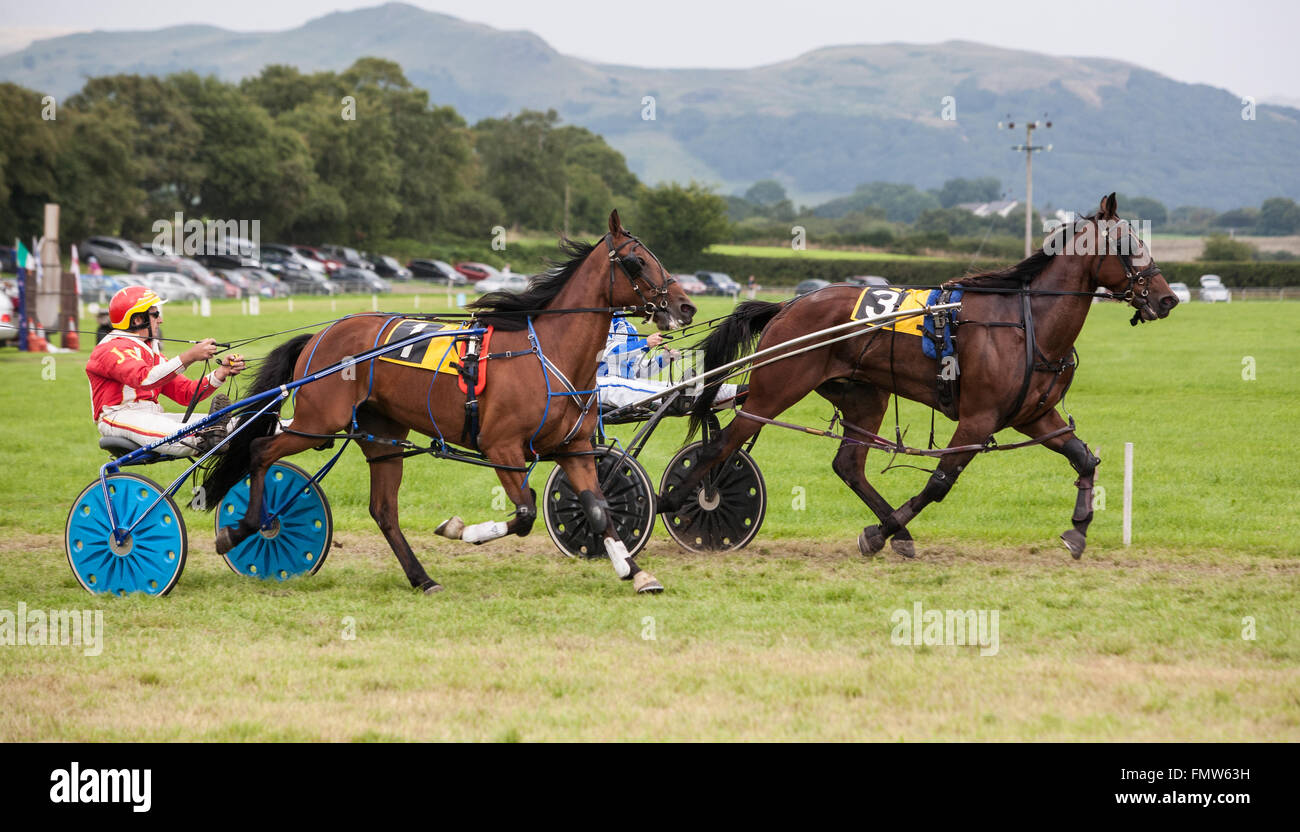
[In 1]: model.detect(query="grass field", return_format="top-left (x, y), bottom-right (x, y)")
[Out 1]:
top-left (1, 290), bottom-right (1297, 740)
top-left (706, 244), bottom-right (943, 261)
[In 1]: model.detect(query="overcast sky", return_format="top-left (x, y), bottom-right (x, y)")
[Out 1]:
top-left (3, 0), bottom-right (1298, 101)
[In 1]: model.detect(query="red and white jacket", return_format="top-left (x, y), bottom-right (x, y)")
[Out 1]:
top-left (85, 332), bottom-right (220, 421)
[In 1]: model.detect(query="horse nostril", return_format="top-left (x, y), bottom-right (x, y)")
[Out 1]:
top-left (1161, 295), bottom-right (1177, 309)
top-left (681, 302), bottom-right (696, 322)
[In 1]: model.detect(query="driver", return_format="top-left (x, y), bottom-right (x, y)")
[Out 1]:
top-left (86, 285), bottom-right (246, 456)
top-left (596, 316), bottom-right (739, 415)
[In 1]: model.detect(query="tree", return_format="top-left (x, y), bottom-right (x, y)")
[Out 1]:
top-left (1115, 194), bottom-right (1167, 226)
top-left (1201, 234), bottom-right (1255, 261)
top-left (635, 183), bottom-right (731, 266)
top-left (473, 109), bottom-right (566, 230)
top-left (744, 180), bottom-right (787, 207)
top-left (1257, 197), bottom-right (1300, 235)
top-left (936, 177), bottom-right (1001, 208)
top-left (0, 83), bottom-right (60, 240)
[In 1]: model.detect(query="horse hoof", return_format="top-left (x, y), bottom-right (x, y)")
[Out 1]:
top-left (633, 571), bottom-right (664, 594)
top-left (858, 526), bottom-right (885, 556)
top-left (1060, 529), bottom-right (1086, 559)
top-left (422, 582), bottom-right (444, 595)
top-left (891, 538), bottom-right (916, 558)
top-left (215, 526), bottom-right (235, 555)
top-left (435, 516), bottom-right (464, 540)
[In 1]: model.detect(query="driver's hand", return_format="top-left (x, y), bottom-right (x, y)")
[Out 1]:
top-left (646, 332), bottom-right (665, 348)
top-left (181, 338), bottom-right (219, 366)
top-left (215, 353), bottom-right (245, 381)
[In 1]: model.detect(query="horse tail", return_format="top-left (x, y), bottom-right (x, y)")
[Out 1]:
top-left (199, 333), bottom-right (312, 509)
top-left (686, 300), bottom-right (785, 440)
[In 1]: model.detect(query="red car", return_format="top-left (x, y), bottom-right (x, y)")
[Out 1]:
top-left (453, 262), bottom-right (501, 283)
top-left (295, 246), bottom-right (344, 274)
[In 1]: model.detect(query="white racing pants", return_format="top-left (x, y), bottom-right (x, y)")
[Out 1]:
top-left (98, 402), bottom-right (206, 457)
top-left (597, 377), bottom-right (739, 411)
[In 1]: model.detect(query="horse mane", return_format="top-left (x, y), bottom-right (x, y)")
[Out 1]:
top-left (948, 210), bottom-right (1098, 290)
top-left (466, 237), bottom-right (596, 331)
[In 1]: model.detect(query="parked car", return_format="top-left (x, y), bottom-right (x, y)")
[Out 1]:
top-left (320, 245), bottom-right (373, 270)
top-left (409, 259), bottom-right (466, 285)
top-left (367, 254), bottom-right (412, 281)
top-left (294, 246), bottom-right (344, 274)
top-left (795, 279), bottom-right (831, 296)
top-left (79, 274), bottom-right (127, 302)
top-left (138, 272), bottom-right (207, 302)
top-left (332, 267), bottom-right (391, 294)
top-left (674, 273), bottom-right (707, 294)
top-left (263, 244), bottom-right (326, 274)
top-left (0, 246), bottom-right (18, 274)
top-left (193, 251), bottom-right (262, 273)
top-left (454, 262), bottom-right (501, 283)
top-left (1168, 282), bottom-right (1192, 304)
top-left (1198, 274), bottom-right (1232, 303)
top-left (695, 270), bottom-right (741, 296)
top-left (229, 268), bottom-right (292, 298)
top-left (475, 273), bottom-right (531, 294)
top-left (0, 291), bottom-right (17, 344)
top-left (81, 237), bottom-right (169, 272)
top-left (847, 275), bottom-right (890, 287)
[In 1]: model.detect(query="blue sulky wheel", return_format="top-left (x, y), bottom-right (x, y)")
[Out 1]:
top-left (65, 473), bottom-right (188, 596)
top-left (216, 461), bottom-right (332, 580)
top-left (542, 446), bottom-right (655, 560)
top-left (659, 441), bottom-right (766, 553)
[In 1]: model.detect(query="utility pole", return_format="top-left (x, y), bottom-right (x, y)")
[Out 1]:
top-left (999, 117), bottom-right (1052, 257)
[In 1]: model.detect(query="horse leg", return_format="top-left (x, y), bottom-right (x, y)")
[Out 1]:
top-left (433, 448), bottom-right (537, 544)
top-left (1015, 410), bottom-right (1100, 559)
top-left (215, 430), bottom-right (320, 554)
top-left (825, 385), bottom-right (916, 557)
top-left (556, 449), bottom-right (663, 594)
top-left (859, 416), bottom-right (995, 555)
top-left (349, 410), bottom-right (443, 592)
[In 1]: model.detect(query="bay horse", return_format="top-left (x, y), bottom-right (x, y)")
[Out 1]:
top-left (664, 194), bottom-right (1178, 559)
top-left (201, 211), bottom-right (695, 594)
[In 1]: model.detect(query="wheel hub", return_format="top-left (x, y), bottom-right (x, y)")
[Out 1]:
top-left (259, 517), bottom-right (282, 540)
top-left (108, 532), bottom-right (134, 556)
top-left (696, 486), bottom-right (721, 511)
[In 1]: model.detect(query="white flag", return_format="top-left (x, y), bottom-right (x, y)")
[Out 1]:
top-left (71, 243), bottom-right (81, 296)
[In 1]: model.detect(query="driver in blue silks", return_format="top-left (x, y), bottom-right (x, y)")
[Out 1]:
top-left (596, 316), bottom-right (738, 414)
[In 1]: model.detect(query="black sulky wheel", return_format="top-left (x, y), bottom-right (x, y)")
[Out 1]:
top-left (543, 446), bottom-right (656, 560)
top-left (659, 441), bottom-right (766, 552)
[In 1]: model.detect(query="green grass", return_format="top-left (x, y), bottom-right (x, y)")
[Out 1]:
top-left (706, 244), bottom-right (943, 262)
top-left (0, 291), bottom-right (1297, 740)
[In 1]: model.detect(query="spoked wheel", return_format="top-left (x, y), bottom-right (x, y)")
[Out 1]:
top-left (216, 462), bottom-right (332, 580)
top-left (543, 446), bottom-right (656, 560)
top-left (66, 473), bottom-right (188, 596)
top-left (660, 441), bottom-right (766, 552)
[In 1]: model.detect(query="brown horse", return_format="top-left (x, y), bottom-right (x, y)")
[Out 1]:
top-left (664, 194), bottom-right (1177, 558)
top-left (202, 211), bottom-right (695, 594)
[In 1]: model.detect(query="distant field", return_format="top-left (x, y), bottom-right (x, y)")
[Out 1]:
top-left (706, 244), bottom-right (941, 262)
top-left (0, 292), bottom-right (1296, 740)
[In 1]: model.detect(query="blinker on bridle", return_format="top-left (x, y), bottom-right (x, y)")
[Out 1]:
top-left (1092, 220), bottom-right (1162, 325)
top-left (605, 232), bottom-right (676, 321)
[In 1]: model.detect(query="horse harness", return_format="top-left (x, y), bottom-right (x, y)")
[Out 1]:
top-left (456, 231), bottom-right (677, 451)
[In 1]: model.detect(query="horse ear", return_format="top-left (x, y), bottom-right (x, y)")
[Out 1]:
top-left (1100, 193), bottom-right (1118, 219)
top-left (608, 209), bottom-right (622, 236)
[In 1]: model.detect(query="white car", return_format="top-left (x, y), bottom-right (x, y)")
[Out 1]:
top-left (0, 291), bottom-right (17, 344)
top-left (475, 273), bottom-right (531, 294)
top-left (1168, 282), bottom-right (1192, 304)
top-left (140, 272), bottom-right (208, 302)
top-left (1198, 274), bottom-right (1232, 303)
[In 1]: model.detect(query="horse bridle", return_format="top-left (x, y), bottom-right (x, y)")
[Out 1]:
top-left (1094, 219), bottom-right (1163, 325)
top-left (604, 232), bottom-right (677, 321)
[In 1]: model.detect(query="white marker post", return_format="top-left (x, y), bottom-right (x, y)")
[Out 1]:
top-left (287, 296), bottom-right (293, 313)
top-left (371, 294), bottom-right (378, 311)
top-left (249, 295), bottom-right (260, 316)
top-left (1122, 442), bottom-right (1134, 546)
top-left (200, 297), bottom-right (211, 318)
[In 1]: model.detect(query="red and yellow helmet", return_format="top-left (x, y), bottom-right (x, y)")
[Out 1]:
top-left (108, 286), bottom-right (166, 330)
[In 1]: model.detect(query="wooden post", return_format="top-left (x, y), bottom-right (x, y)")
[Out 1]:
top-left (37, 204), bottom-right (61, 330)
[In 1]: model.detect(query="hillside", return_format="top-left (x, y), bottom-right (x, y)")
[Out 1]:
top-left (2, 2), bottom-right (1296, 210)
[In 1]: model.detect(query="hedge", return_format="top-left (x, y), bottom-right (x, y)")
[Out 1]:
top-left (692, 253), bottom-right (1300, 289)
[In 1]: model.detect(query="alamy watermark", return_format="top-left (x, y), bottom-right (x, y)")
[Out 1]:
top-left (890, 601), bottom-right (1000, 656)
top-left (0, 602), bottom-right (103, 656)
top-left (151, 212), bottom-right (260, 260)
